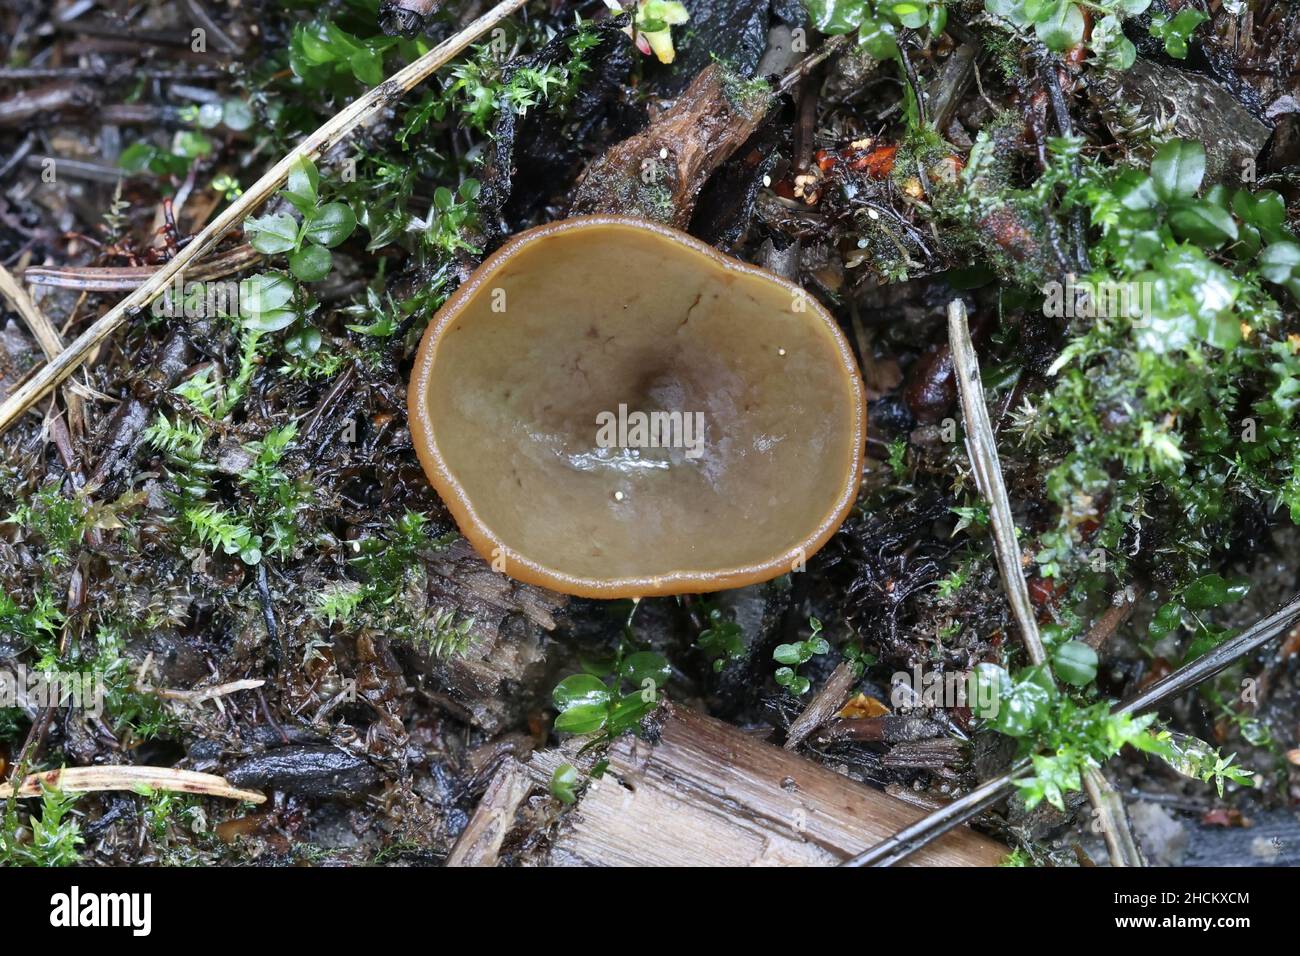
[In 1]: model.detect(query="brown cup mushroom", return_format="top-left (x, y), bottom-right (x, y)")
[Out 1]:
top-left (407, 215), bottom-right (866, 598)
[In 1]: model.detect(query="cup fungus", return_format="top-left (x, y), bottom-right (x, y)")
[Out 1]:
top-left (408, 215), bottom-right (865, 598)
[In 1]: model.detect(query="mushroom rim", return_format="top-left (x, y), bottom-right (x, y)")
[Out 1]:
top-left (406, 213), bottom-right (867, 599)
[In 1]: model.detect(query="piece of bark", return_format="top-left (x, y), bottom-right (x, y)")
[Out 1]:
top-left (411, 539), bottom-right (566, 732)
top-left (569, 63), bottom-right (773, 228)
top-left (784, 661), bottom-right (857, 750)
top-left (446, 757), bottom-right (533, 867)
top-left (527, 702), bottom-right (1006, 866)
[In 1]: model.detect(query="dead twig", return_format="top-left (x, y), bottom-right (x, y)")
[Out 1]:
top-left (0, 0), bottom-right (530, 438)
top-left (23, 243), bottom-right (262, 292)
top-left (947, 298), bottom-right (1140, 866)
top-left (785, 661), bottom-right (857, 750)
top-left (948, 299), bottom-right (1046, 666)
top-left (0, 766), bottom-right (266, 803)
top-left (1082, 766), bottom-right (1145, 866)
top-left (446, 757), bottom-right (533, 867)
top-left (0, 262), bottom-right (64, 361)
top-left (1083, 588), bottom-right (1137, 650)
top-left (777, 34), bottom-right (851, 95)
top-left (154, 678), bottom-right (266, 704)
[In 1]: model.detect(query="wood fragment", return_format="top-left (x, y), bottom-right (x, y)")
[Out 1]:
top-left (0, 766), bottom-right (266, 803)
top-left (0, 263), bottom-right (64, 362)
top-left (784, 660), bottom-right (856, 750)
top-left (1083, 589), bottom-right (1137, 650)
top-left (949, 299), bottom-right (1046, 665)
top-left (1082, 766), bottom-right (1146, 866)
top-left (411, 539), bottom-right (564, 732)
top-left (526, 702), bottom-right (1006, 866)
top-left (446, 757), bottom-right (532, 867)
top-left (570, 63), bottom-right (773, 227)
top-left (0, 263), bottom-right (83, 431)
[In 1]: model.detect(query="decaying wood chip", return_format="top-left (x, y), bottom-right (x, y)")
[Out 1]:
top-left (570, 63), bottom-right (773, 228)
top-left (525, 702), bottom-right (1006, 866)
top-left (411, 538), bottom-right (564, 733)
top-left (446, 757), bottom-right (533, 867)
top-left (784, 660), bottom-right (857, 750)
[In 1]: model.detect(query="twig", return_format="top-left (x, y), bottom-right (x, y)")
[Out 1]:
top-left (0, 0), bottom-right (530, 438)
top-left (785, 661), bottom-right (857, 750)
top-left (446, 757), bottom-right (533, 867)
top-left (948, 299), bottom-right (1046, 666)
top-left (777, 34), bottom-right (850, 94)
top-left (154, 678), bottom-right (265, 704)
top-left (1083, 588), bottom-right (1137, 650)
top-left (948, 298), bottom-right (1138, 866)
top-left (1082, 766), bottom-right (1145, 866)
top-left (23, 243), bottom-right (263, 292)
top-left (0, 263), bottom-right (84, 431)
top-left (844, 591), bottom-right (1300, 865)
top-left (0, 765), bottom-right (265, 803)
top-left (0, 262), bottom-right (64, 361)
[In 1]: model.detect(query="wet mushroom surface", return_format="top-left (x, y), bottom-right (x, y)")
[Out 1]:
top-left (408, 215), bottom-right (866, 597)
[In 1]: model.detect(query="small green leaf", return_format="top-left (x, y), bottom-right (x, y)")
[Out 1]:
top-left (241, 309), bottom-right (297, 333)
top-left (1148, 601), bottom-right (1184, 640)
top-left (304, 202), bottom-right (357, 248)
top-left (890, 1), bottom-right (928, 29)
top-left (607, 691), bottom-right (656, 734)
top-left (972, 662), bottom-right (1011, 720)
top-left (991, 666), bottom-right (1056, 737)
top-left (620, 651), bottom-right (671, 689)
top-left (349, 49), bottom-right (383, 86)
top-left (773, 643), bottom-right (803, 665)
top-left (1052, 641), bottom-right (1098, 686)
top-left (1150, 139), bottom-right (1205, 202)
top-left (1258, 242), bottom-right (1300, 285)
top-left (553, 703), bottom-right (608, 735)
top-left (1182, 573), bottom-right (1249, 610)
top-left (858, 18), bottom-right (899, 58)
top-left (1035, 3), bottom-right (1084, 51)
top-left (239, 272), bottom-right (295, 315)
top-left (1023, 0), bottom-right (1060, 23)
top-left (284, 325), bottom-right (321, 357)
top-left (244, 213), bottom-right (299, 254)
top-left (289, 243), bottom-right (332, 282)
top-left (1170, 200), bottom-right (1239, 248)
top-left (806, 0), bottom-right (867, 33)
top-left (290, 157), bottom-right (319, 198)
top-left (552, 673), bottom-right (610, 711)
